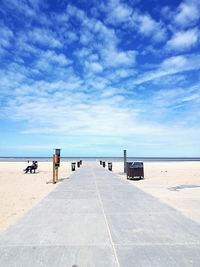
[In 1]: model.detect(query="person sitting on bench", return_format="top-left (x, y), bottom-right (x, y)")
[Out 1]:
top-left (24, 161), bottom-right (38, 173)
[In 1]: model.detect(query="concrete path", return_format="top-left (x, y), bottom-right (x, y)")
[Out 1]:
top-left (1, 162), bottom-right (200, 266)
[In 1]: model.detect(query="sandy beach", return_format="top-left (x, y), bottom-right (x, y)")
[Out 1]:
top-left (0, 160), bottom-right (200, 232)
top-left (113, 161), bottom-right (200, 224)
top-left (0, 161), bottom-right (71, 232)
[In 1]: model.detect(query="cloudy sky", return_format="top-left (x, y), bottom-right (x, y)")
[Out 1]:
top-left (0, 0), bottom-right (200, 157)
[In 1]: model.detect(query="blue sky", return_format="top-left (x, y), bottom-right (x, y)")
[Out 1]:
top-left (0, 0), bottom-right (200, 157)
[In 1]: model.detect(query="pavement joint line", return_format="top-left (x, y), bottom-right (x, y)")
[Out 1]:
top-left (114, 242), bottom-right (200, 246)
top-left (0, 244), bottom-right (115, 248)
top-left (91, 164), bottom-right (121, 267)
top-left (1, 241), bottom-right (200, 248)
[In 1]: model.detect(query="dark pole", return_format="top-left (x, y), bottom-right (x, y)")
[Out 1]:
top-left (124, 149), bottom-right (127, 173)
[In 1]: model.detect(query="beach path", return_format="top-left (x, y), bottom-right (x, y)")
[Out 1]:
top-left (0, 162), bottom-right (200, 266)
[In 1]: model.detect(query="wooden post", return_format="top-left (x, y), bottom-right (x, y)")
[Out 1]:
top-left (55, 166), bottom-right (58, 182)
top-left (124, 150), bottom-right (127, 173)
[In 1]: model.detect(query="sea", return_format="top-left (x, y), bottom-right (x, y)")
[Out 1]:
top-left (0, 157), bottom-right (200, 162)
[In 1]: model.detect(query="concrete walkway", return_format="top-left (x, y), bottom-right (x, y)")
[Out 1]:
top-left (1, 162), bottom-right (200, 266)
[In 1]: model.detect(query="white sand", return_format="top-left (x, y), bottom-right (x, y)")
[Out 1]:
top-left (0, 161), bottom-right (71, 232)
top-left (1, 161), bottom-right (200, 232)
top-left (113, 161), bottom-right (200, 224)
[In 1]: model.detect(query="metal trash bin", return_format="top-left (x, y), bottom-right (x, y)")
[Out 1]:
top-left (100, 160), bottom-right (102, 165)
top-left (102, 161), bottom-right (106, 168)
top-left (77, 161), bottom-right (80, 168)
top-left (127, 162), bottom-right (144, 179)
top-left (71, 162), bottom-right (76, 171)
top-left (126, 162), bottom-right (133, 173)
top-left (108, 162), bottom-right (112, 171)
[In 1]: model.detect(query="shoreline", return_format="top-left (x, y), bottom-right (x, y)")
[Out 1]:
top-left (1, 157), bottom-right (200, 162)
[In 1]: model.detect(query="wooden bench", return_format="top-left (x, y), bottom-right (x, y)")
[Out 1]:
top-left (24, 161), bottom-right (38, 173)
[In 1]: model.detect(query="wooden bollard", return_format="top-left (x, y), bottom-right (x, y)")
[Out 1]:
top-left (53, 154), bottom-right (57, 184)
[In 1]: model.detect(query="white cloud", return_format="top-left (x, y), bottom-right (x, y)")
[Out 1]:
top-left (16, 35), bottom-right (41, 55)
top-left (111, 4), bottom-right (132, 21)
top-left (85, 76), bottom-right (109, 90)
top-left (1, 1), bottom-right (200, 156)
top-left (166, 28), bottom-right (199, 51)
top-left (133, 54), bottom-right (200, 85)
top-left (65, 4), bottom-right (136, 69)
top-left (174, 0), bottom-right (200, 27)
top-left (6, 86), bottom-right (200, 157)
top-left (151, 74), bottom-right (186, 86)
top-left (66, 4), bottom-right (86, 22)
top-left (101, 0), bottom-right (167, 43)
top-left (150, 86), bottom-right (199, 109)
top-left (105, 1), bottom-right (133, 24)
top-left (67, 31), bottom-right (78, 43)
top-left (93, 20), bottom-right (118, 48)
top-left (4, 85), bottom-right (134, 137)
top-left (0, 24), bottom-right (14, 48)
top-left (138, 15), bottom-right (155, 35)
top-left (161, 6), bottom-right (173, 20)
top-left (1, 64), bottom-right (200, 157)
top-left (1, 0), bottom-right (50, 26)
top-left (101, 48), bottom-right (137, 68)
top-left (29, 28), bottom-right (62, 48)
top-left (138, 14), bottom-right (167, 42)
top-left (162, 1), bottom-right (200, 29)
top-left (2, 0), bottom-right (36, 17)
top-left (74, 47), bottom-right (92, 58)
top-left (113, 68), bottom-right (136, 79)
top-left (88, 54), bottom-right (99, 62)
top-left (161, 55), bottom-right (188, 69)
top-left (44, 51), bottom-right (71, 66)
top-left (35, 50), bottom-right (72, 72)
top-left (80, 30), bottom-right (94, 45)
top-left (85, 62), bottom-right (103, 73)
top-left (0, 145), bottom-right (52, 150)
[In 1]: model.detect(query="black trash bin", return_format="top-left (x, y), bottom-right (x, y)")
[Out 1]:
top-left (102, 162), bottom-right (106, 168)
top-left (108, 162), bottom-right (112, 171)
top-left (77, 161), bottom-right (80, 168)
top-left (100, 160), bottom-right (102, 165)
top-left (127, 162), bottom-right (144, 179)
top-left (71, 162), bottom-right (76, 171)
top-left (126, 162), bottom-right (133, 173)
top-left (80, 160), bottom-right (82, 165)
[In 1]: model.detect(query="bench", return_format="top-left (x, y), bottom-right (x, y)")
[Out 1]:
top-left (24, 161), bottom-right (38, 174)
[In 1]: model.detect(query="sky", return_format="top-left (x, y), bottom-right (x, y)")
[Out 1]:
top-left (0, 0), bottom-right (200, 157)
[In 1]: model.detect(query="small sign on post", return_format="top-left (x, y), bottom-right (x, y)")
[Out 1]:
top-left (55, 149), bottom-right (61, 167)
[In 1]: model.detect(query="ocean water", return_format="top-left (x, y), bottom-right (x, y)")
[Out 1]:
top-left (0, 157), bottom-right (200, 162)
